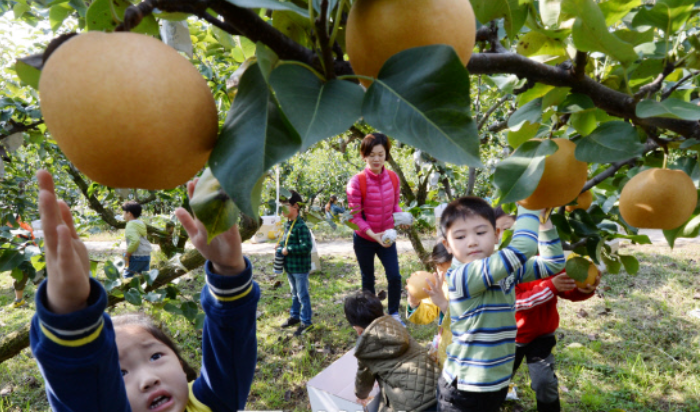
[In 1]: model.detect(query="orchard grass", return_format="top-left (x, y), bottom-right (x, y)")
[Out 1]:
top-left (1, 244), bottom-right (699, 411)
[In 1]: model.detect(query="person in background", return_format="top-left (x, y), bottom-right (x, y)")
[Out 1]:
top-left (121, 201), bottom-right (152, 278)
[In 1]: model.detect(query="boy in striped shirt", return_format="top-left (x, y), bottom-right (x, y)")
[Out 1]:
top-left (436, 197), bottom-right (565, 412)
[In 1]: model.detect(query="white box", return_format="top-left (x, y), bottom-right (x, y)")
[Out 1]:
top-left (307, 348), bottom-right (381, 412)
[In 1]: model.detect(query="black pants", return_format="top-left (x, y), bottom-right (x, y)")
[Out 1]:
top-left (353, 233), bottom-right (402, 314)
top-left (513, 335), bottom-right (561, 412)
top-left (436, 375), bottom-right (508, 412)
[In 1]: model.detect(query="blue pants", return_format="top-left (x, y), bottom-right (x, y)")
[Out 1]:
top-left (125, 255), bottom-right (151, 278)
top-left (287, 272), bottom-right (312, 324)
top-left (353, 233), bottom-right (402, 315)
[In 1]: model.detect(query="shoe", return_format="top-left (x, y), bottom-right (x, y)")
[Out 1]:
top-left (281, 317), bottom-right (301, 328)
top-left (294, 323), bottom-right (315, 336)
top-left (390, 312), bottom-right (406, 327)
top-left (12, 299), bottom-right (27, 309)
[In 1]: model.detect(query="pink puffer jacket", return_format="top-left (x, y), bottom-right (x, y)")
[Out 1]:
top-left (347, 166), bottom-right (402, 242)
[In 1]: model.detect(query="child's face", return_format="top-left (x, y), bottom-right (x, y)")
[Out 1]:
top-left (281, 202), bottom-right (297, 219)
top-left (442, 215), bottom-right (501, 264)
top-left (436, 261), bottom-right (452, 277)
top-left (115, 326), bottom-right (189, 412)
top-left (495, 215), bottom-right (516, 233)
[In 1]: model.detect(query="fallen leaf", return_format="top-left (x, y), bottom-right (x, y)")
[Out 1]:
top-left (0, 385), bottom-right (12, 397)
top-left (377, 290), bottom-right (387, 300)
top-left (560, 385), bottom-right (569, 393)
top-left (272, 280), bottom-right (282, 289)
top-left (693, 293), bottom-right (700, 300)
top-left (567, 342), bottom-right (584, 349)
top-left (577, 308), bottom-right (589, 318)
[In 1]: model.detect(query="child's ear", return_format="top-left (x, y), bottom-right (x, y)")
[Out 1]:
top-left (441, 237), bottom-right (452, 255)
top-left (494, 227), bottom-right (502, 242)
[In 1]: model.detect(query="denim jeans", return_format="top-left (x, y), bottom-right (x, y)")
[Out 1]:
top-left (353, 233), bottom-right (402, 315)
top-left (287, 272), bottom-right (312, 324)
top-left (125, 255), bottom-right (151, 278)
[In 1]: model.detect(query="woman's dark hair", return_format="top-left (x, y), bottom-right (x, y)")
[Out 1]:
top-left (329, 194), bottom-right (338, 203)
top-left (112, 313), bottom-right (198, 382)
top-left (344, 290), bottom-right (385, 329)
top-left (430, 240), bottom-right (453, 266)
top-left (360, 133), bottom-right (392, 161)
top-left (439, 196), bottom-right (496, 238)
top-left (121, 201), bottom-right (142, 218)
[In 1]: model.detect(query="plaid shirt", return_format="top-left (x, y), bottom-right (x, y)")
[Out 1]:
top-left (277, 217), bottom-right (313, 274)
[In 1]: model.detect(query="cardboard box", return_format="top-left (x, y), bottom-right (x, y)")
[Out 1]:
top-left (307, 348), bottom-right (381, 412)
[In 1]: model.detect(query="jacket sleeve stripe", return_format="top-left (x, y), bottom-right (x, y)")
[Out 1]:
top-left (39, 321), bottom-right (104, 347)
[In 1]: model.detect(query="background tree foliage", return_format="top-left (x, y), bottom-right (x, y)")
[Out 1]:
top-left (1, 0), bottom-right (700, 363)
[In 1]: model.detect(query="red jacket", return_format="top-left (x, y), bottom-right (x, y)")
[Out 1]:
top-left (515, 271), bottom-right (594, 344)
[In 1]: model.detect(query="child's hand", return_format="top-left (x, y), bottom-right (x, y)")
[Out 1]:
top-left (282, 247), bottom-right (289, 256)
top-left (37, 170), bottom-right (91, 314)
top-left (405, 285), bottom-right (421, 309)
top-left (551, 273), bottom-right (577, 292)
top-left (175, 179), bottom-right (246, 276)
top-left (577, 272), bottom-right (601, 294)
top-left (425, 272), bottom-right (449, 313)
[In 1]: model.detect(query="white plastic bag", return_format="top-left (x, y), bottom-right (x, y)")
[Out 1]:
top-left (381, 229), bottom-right (397, 246)
top-left (393, 212), bottom-right (414, 226)
top-left (309, 231), bottom-right (322, 273)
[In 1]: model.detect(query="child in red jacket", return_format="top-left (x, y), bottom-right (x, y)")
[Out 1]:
top-left (513, 272), bottom-right (600, 411)
top-left (495, 206), bottom-right (601, 412)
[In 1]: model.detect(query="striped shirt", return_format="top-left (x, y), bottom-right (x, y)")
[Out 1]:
top-left (442, 206), bottom-right (565, 392)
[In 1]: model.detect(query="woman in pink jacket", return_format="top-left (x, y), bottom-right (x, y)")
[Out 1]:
top-left (346, 133), bottom-right (405, 325)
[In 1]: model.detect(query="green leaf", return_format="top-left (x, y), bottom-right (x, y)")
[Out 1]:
top-left (181, 301), bottom-right (199, 321)
top-left (104, 278), bottom-right (122, 292)
top-left (498, 229), bottom-right (514, 249)
top-left (125, 288), bottom-right (142, 305)
top-left (69, 0), bottom-right (88, 17)
top-left (619, 254), bottom-right (639, 275)
top-left (210, 63), bottom-right (302, 219)
top-left (542, 88), bottom-right (571, 109)
top-left (540, 0), bottom-right (563, 26)
top-left (90, 260), bottom-right (99, 276)
top-left (516, 32), bottom-right (567, 57)
top-left (565, 256), bottom-right (591, 282)
top-left (611, 233), bottom-right (651, 244)
top-left (86, 0), bottom-right (159, 35)
top-left (631, 0), bottom-right (695, 33)
top-left (471, 0), bottom-right (529, 39)
top-left (143, 291), bottom-right (165, 303)
top-left (586, 236), bottom-right (603, 264)
top-left (256, 43), bottom-right (279, 81)
top-left (103, 260), bottom-right (121, 280)
top-left (602, 254), bottom-right (621, 274)
top-left (599, 0), bottom-right (641, 26)
top-left (493, 140), bottom-right (558, 203)
top-left (574, 121), bottom-right (645, 163)
top-left (562, 0), bottom-right (637, 65)
top-left (190, 168), bottom-right (240, 244)
top-left (663, 213), bottom-right (700, 248)
top-left (507, 122), bottom-right (540, 148)
top-left (508, 98), bottom-right (543, 131)
top-left (636, 98), bottom-right (700, 121)
top-left (194, 313), bottom-right (206, 329)
top-left (49, 3), bottom-right (72, 31)
top-left (145, 269), bottom-right (159, 286)
top-left (225, 0), bottom-right (309, 17)
top-left (557, 93), bottom-right (594, 113)
top-left (14, 57), bottom-right (41, 90)
top-left (613, 28), bottom-right (655, 46)
top-left (211, 26), bottom-right (236, 50)
top-left (271, 10), bottom-right (311, 47)
top-left (363, 45), bottom-right (481, 167)
top-left (270, 64), bottom-right (364, 151)
top-left (164, 302), bottom-right (183, 315)
top-left (680, 138), bottom-right (700, 149)
top-left (569, 110), bottom-right (597, 136)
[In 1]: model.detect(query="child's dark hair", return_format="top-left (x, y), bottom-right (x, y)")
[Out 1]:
top-left (439, 196), bottom-right (496, 237)
top-left (121, 201), bottom-right (142, 218)
top-left (112, 313), bottom-right (198, 382)
top-left (430, 240), bottom-right (452, 266)
top-left (344, 290), bottom-right (385, 329)
top-left (287, 190), bottom-right (303, 206)
top-left (360, 133), bottom-right (392, 161)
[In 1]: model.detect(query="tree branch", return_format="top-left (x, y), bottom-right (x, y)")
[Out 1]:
top-left (1, 120), bottom-right (44, 140)
top-left (661, 70), bottom-right (699, 100)
top-left (573, 51), bottom-right (587, 81)
top-left (477, 94), bottom-right (509, 131)
top-left (467, 52), bottom-right (700, 139)
top-left (314, 0), bottom-right (336, 79)
top-left (580, 140), bottom-right (659, 193)
top-left (634, 62), bottom-right (675, 100)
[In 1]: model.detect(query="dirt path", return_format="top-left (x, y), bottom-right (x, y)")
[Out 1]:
top-left (84, 229), bottom-right (699, 256)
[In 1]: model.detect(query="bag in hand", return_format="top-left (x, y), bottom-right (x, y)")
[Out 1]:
top-left (273, 249), bottom-right (285, 274)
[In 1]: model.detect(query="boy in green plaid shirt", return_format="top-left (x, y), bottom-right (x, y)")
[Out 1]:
top-left (278, 190), bottom-right (315, 336)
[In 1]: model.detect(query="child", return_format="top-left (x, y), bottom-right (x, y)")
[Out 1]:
top-left (345, 290), bottom-right (439, 412)
top-left (277, 190), bottom-right (315, 336)
top-left (494, 205), bottom-right (516, 233)
top-left (121, 201), bottom-right (152, 278)
top-left (405, 241), bottom-right (453, 367)
top-left (513, 267), bottom-right (600, 411)
top-left (30, 170), bottom-right (260, 412)
top-left (437, 197), bottom-right (565, 412)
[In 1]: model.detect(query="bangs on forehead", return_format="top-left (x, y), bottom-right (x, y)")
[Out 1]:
top-left (439, 196), bottom-right (496, 237)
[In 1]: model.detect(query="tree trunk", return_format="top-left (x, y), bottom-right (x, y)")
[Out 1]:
top-left (406, 226), bottom-right (431, 271)
top-left (0, 217), bottom-right (259, 365)
top-left (467, 167), bottom-right (477, 196)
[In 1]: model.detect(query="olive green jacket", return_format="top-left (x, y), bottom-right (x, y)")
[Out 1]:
top-left (354, 315), bottom-right (439, 412)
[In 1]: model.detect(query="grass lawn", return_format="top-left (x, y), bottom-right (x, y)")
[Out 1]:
top-left (1, 241), bottom-right (699, 411)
